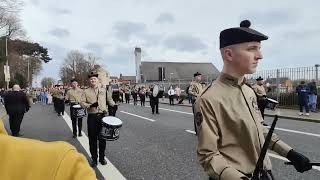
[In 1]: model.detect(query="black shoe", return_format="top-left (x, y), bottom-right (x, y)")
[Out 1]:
top-left (58, 113), bottom-right (61, 116)
top-left (90, 159), bottom-right (97, 167)
top-left (99, 159), bottom-right (107, 165)
top-left (72, 134), bottom-right (77, 138)
top-left (156, 112), bottom-right (160, 114)
top-left (78, 132), bottom-right (82, 137)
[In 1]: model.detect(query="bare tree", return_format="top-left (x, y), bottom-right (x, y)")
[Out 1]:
top-left (60, 50), bottom-right (99, 86)
top-left (41, 77), bottom-right (56, 88)
top-left (0, 0), bottom-right (24, 37)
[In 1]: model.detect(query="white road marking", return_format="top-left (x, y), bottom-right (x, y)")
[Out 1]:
top-left (269, 153), bottom-right (320, 171)
top-left (119, 111), bottom-right (156, 122)
top-left (133, 103), bottom-right (320, 138)
top-left (62, 113), bottom-right (126, 180)
top-left (129, 103), bottom-right (193, 115)
top-left (158, 107), bottom-right (193, 115)
top-left (265, 126), bottom-right (320, 138)
top-left (185, 130), bottom-right (196, 134)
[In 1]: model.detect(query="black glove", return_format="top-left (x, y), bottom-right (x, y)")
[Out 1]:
top-left (65, 100), bottom-right (70, 104)
top-left (287, 149), bottom-right (312, 173)
top-left (90, 102), bottom-right (98, 108)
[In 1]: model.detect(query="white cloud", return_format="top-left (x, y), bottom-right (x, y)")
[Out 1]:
top-left (19, 0), bottom-right (320, 81)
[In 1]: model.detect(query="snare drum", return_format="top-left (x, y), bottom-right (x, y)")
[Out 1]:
top-left (100, 116), bottom-right (123, 141)
top-left (266, 98), bottom-right (279, 110)
top-left (72, 104), bottom-right (87, 118)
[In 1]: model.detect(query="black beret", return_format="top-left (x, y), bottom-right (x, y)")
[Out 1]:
top-left (54, 84), bottom-right (61, 87)
top-left (219, 20), bottom-right (268, 48)
top-left (256, 76), bottom-right (264, 81)
top-left (194, 72), bottom-right (202, 77)
top-left (88, 71), bottom-right (99, 78)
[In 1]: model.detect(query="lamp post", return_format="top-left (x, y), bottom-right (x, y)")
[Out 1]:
top-left (5, 36), bottom-right (9, 89)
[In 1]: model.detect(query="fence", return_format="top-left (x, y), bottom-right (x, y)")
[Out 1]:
top-left (135, 65), bottom-right (320, 109)
top-left (246, 65), bottom-right (320, 109)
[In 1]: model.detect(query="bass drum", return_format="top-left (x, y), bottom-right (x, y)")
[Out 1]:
top-left (100, 116), bottom-right (123, 141)
top-left (152, 85), bottom-right (159, 97)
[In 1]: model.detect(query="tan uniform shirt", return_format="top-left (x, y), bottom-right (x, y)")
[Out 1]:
top-left (252, 84), bottom-right (267, 97)
top-left (81, 86), bottom-right (115, 114)
top-left (195, 73), bottom-right (292, 180)
top-left (189, 81), bottom-right (203, 99)
top-left (66, 88), bottom-right (83, 104)
top-left (56, 89), bottom-right (65, 100)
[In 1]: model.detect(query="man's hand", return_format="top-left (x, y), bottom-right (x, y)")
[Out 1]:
top-left (90, 102), bottom-right (98, 108)
top-left (287, 149), bottom-right (312, 173)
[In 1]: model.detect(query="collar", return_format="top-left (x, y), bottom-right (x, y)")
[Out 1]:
top-left (218, 73), bottom-right (246, 87)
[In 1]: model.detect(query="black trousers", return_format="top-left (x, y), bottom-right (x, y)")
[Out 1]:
top-left (169, 95), bottom-right (174, 105)
top-left (150, 98), bottom-right (159, 114)
top-left (53, 97), bottom-right (57, 112)
top-left (70, 105), bottom-right (83, 135)
top-left (140, 95), bottom-right (145, 106)
top-left (56, 99), bottom-right (65, 114)
top-left (258, 99), bottom-right (267, 119)
top-left (8, 112), bottom-right (24, 136)
top-left (192, 99), bottom-right (198, 135)
top-left (125, 94), bottom-right (130, 103)
top-left (132, 94), bottom-right (138, 105)
top-left (87, 113), bottom-right (106, 160)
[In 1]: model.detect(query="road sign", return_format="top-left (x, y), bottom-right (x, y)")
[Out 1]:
top-left (3, 65), bottom-right (10, 82)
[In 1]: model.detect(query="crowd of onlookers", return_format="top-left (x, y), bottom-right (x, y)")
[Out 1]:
top-left (296, 80), bottom-right (318, 115)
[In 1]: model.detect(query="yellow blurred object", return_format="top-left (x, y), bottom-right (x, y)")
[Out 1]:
top-left (0, 118), bottom-right (96, 180)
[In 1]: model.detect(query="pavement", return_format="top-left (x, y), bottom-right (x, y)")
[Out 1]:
top-left (1, 102), bottom-right (319, 180)
top-left (149, 98), bottom-right (320, 123)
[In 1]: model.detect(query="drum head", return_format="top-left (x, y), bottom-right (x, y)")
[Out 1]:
top-left (153, 85), bottom-right (159, 97)
top-left (102, 116), bottom-right (123, 126)
top-left (267, 98), bottom-right (279, 104)
top-left (72, 104), bottom-right (81, 108)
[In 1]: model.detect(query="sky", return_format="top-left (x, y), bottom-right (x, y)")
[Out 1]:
top-left (19, 0), bottom-right (320, 83)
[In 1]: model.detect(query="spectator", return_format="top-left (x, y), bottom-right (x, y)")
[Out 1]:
top-left (308, 80), bottom-right (318, 112)
top-left (296, 81), bottom-right (310, 116)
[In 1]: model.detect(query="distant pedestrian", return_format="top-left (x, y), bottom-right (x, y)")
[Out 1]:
top-left (168, 86), bottom-right (175, 105)
top-left (308, 80), bottom-right (318, 112)
top-left (296, 81), bottom-right (310, 116)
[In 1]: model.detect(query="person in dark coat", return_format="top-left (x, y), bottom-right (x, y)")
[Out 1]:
top-left (296, 81), bottom-right (310, 116)
top-left (4, 84), bottom-right (31, 136)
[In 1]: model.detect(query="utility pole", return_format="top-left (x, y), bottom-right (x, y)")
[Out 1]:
top-left (5, 36), bottom-right (9, 89)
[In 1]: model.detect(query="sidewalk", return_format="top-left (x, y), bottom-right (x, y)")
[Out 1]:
top-left (150, 98), bottom-right (320, 123)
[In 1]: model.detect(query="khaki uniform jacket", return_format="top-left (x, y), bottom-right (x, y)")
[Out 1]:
top-left (189, 81), bottom-right (203, 99)
top-left (0, 119), bottom-right (96, 180)
top-left (252, 84), bottom-right (267, 97)
top-left (81, 86), bottom-right (115, 114)
top-left (51, 89), bottom-right (58, 98)
top-left (56, 89), bottom-right (65, 100)
top-left (66, 88), bottom-right (83, 104)
top-left (195, 73), bottom-right (292, 180)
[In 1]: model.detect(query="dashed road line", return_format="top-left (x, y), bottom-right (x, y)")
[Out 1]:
top-left (119, 111), bottom-right (156, 122)
top-left (185, 130), bottom-right (196, 134)
top-left (62, 112), bottom-right (126, 180)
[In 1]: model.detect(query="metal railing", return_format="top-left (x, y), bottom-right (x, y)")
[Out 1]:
top-left (247, 64), bottom-right (320, 109)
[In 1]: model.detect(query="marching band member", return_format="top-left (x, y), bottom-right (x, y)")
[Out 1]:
top-left (65, 79), bottom-right (84, 138)
top-left (81, 71), bottom-right (115, 167)
top-left (195, 20), bottom-right (312, 180)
